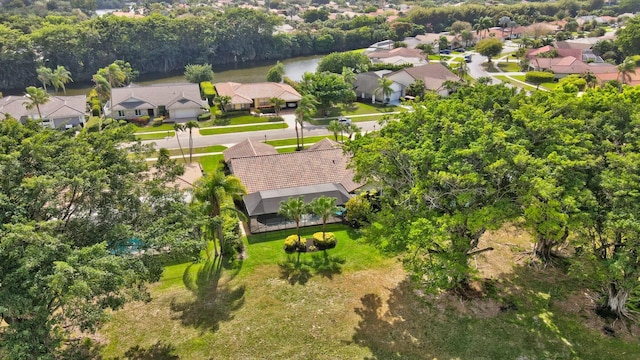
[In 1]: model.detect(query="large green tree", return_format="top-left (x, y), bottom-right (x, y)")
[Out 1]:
top-left (184, 63), bottom-right (214, 83)
top-left (317, 51), bottom-right (371, 74)
top-left (0, 120), bottom-right (199, 358)
top-left (476, 38), bottom-right (504, 63)
top-left (298, 71), bottom-right (354, 113)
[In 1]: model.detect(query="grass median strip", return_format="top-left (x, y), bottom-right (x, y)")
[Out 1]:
top-left (136, 131), bottom-right (175, 141)
top-left (266, 135), bottom-right (333, 147)
top-left (164, 145), bottom-right (227, 157)
top-left (200, 123), bottom-right (288, 135)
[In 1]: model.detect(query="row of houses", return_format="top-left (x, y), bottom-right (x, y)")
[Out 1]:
top-left (0, 82), bottom-right (304, 129)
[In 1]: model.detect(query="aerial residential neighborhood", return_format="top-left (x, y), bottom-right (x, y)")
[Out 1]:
top-left (2, 0), bottom-right (640, 358)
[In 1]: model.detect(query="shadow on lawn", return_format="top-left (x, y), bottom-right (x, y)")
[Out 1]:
top-left (112, 341), bottom-right (179, 359)
top-left (170, 256), bottom-right (245, 332)
top-left (350, 265), bottom-right (637, 360)
top-left (279, 251), bottom-right (345, 285)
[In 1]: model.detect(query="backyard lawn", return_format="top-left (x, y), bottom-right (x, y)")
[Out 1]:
top-left (98, 223), bottom-right (640, 359)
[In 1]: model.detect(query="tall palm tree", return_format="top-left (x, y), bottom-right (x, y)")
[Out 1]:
top-left (327, 120), bottom-right (343, 142)
top-left (456, 62), bottom-right (469, 81)
top-left (278, 196), bottom-right (307, 249)
top-left (99, 63), bottom-right (126, 88)
top-left (295, 94), bottom-right (318, 150)
top-left (23, 86), bottom-right (50, 125)
top-left (270, 97), bottom-right (285, 116)
top-left (376, 77), bottom-right (394, 104)
top-left (194, 170), bottom-right (247, 257)
top-left (52, 65), bottom-right (73, 95)
top-left (215, 95), bottom-right (231, 112)
top-left (617, 57), bottom-right (636, 92)
top-left (36, 66), bottom-right (53, 91)
top-left (185, 120), bottom-right (199, 163)
top-left (173, 123), bottom-right (187, 163)
top-left (309, 196), bottom-right (339, 242)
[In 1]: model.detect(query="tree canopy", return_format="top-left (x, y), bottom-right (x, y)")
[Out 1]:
top-left (0, 120), bottom-right (201, 357)
top-left (348, 83), bottom-right (640, 317)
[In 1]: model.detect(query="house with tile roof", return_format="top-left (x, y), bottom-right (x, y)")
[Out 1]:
top-left (214, 82), bottom-right (302, 111)
top-left (387, 63), bottom-right (459, 97)
top-left (529, 56), bottom-right (617, 78)
top-left (366, 47), bottom-right (428, 66)
top-left (105, 83), bottom-right (205, 121)
top-left (0, 94), bottom-right (86, 129)
top-left (224, 138), bottom-right (362, 233)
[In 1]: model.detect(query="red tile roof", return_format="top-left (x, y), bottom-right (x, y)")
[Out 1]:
top-left (214, 82), bottom-right (302, 105)
top-left (223, 138), bottom-right (278, 162)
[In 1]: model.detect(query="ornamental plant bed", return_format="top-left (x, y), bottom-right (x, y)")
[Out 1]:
top-left (283, 233), bottom-right (337, 253)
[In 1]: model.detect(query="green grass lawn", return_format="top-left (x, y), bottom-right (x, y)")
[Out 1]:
top-left (497, 62), bottom-right (521, 72)
top-left (197, 154), bottom-right (224, 173)
top-left (134, 123), bottom-right (175, 133)
top-left (136, 131), bottom-right (175, 141)
top-left (310, 103), bottom-right (402, 125)
top-left (494, 75), bottom-right (538, 91)
top-left (510, 75), bottom-right (557, 90)
top-left (158, 145), bottom-right (227, 157)
top-left (199, 123), bottom-right (288, 135)
top-left (99, 223), bottom-right (640, 359)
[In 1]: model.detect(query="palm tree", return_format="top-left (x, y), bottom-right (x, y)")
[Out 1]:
top-left (376, 77), bottom-right (394, 104)
top-left (295, 94), bottom-right (318, 150)
top-left (583, 70), bottom-right (598, 89)
top-left (278, 196), bottom-right (308, 253)
top-left (215, 95), bottom-right (231, 112)
top-left (185, 120), bottom-right (199, 163)
top-left (36, 66), bottom-right (53, 91)
top-left (474, 16), bottom-right (493, 40)
top-left (456, 62), bottom-right (469, 81)
top-left (23, 86), bottom-right (50, 125)
top-left (270, 97), bottom-right (285, 116)
top-left (346, 123), bottom-right (361, 140)
top-left (52, 65), bottom-right (73, 95)
top-left (99, 63), bottom-right (126, 88)
top-left (617, 57), bottom-right (636, 92)
top-left (173, 123), bottom-right (187, 163)
top-left (327, 120), bottom-right (343, 142)
top-left (194, 170), bottom-right (247, 257)
top-left (309, 196), bottom-right (339, 242)
top-left (341, 67), bottom-right (357, 88)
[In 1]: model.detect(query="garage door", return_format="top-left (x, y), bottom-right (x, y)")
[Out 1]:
top-left (172, 109), bottom-right (199, 119)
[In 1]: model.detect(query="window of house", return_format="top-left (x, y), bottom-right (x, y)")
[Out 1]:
top-left (135, 109), bottom-right (142, 116)
top-left (118, 111), bottom-right (125, 117)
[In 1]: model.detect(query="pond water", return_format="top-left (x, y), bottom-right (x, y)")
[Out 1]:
top-left (58, 55), bottom-right (322, 96)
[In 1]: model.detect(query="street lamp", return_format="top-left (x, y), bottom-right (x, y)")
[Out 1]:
top-left (264, 134), bottom-right (267, 143)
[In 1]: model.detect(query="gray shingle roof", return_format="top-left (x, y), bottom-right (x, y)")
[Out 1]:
top-left (110, 83), bottom-right (202, 111)
top-left (0, 95), bottom-right (86, 120)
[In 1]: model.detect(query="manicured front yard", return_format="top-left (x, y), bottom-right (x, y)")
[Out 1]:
top-left (133, 123), bottom-right (175, 133)
top-left (161, 145), bottom-right (227, 157)
top-left (497, 62), bottom-right (521, 72)
top-left (199, 123), bottom-right (288, 135)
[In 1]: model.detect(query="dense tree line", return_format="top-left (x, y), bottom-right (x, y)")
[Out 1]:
top-left (0, 9), bottom-right (394, 90)
top-left (347, 83), bottom-right (640, 319)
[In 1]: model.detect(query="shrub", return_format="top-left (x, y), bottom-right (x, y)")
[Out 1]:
top-left (312, 232), bottom-right (337, 250)
top-left (284, 235), bottom-right (304, 253)
top-left (525, 71), bottom-right (555, 86)
top-left (197, 112), bottom-right (211, 121)
top-left (152, 117), bottom-right (164, 126)
top-left (345, 195), bottom-right (372, 228)
top-left (269, 116), bottom-right (284, 122)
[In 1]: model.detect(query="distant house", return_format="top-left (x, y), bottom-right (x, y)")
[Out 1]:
top-left (105, 83), bottom-right (205, 121)
top-left (224, 138), bottom-right (362, 233)
top-left (529, 56), bottom-right (617, 78)
top-left (353, 70), bottom-right (402, 103)
top-left (366, 47), bottom-right (428, 66)
top-left (387, 63), bottom-right (460, 97)
top-left (0, 94), bottom-right (86, 129)
top-left (214, 82), bottom-right (302, 111)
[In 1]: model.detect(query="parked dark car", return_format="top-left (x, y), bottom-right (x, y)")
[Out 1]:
top-left (439, 49), bottom-right (451, 55)
top-left (453, 48), bottom-right (466, 52)
top-left (464, 54), bottom-right (472, 63)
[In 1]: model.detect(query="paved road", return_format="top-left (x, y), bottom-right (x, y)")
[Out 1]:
top-left (142, 118), bottom-right (382, 149)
